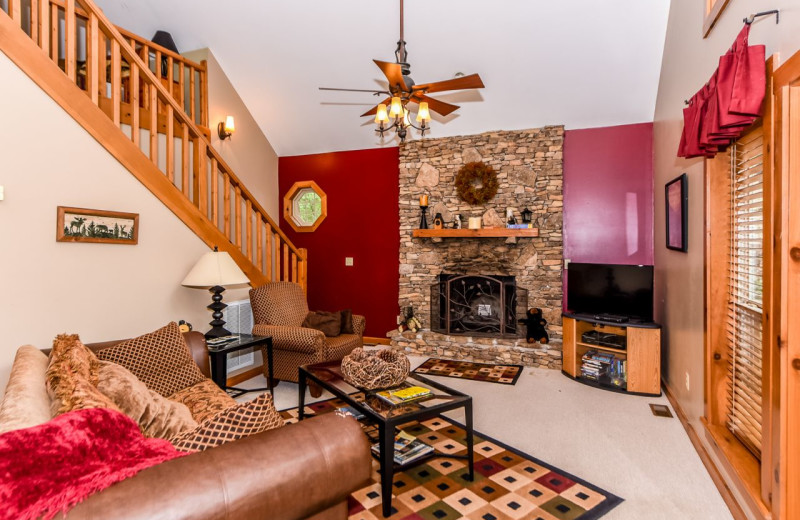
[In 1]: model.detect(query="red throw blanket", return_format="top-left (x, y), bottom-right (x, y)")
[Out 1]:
top-left (0, 407), bottom-right (190, 520)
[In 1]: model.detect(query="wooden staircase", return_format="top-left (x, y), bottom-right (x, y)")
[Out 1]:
top-left (0, 0), bottom-right (306, 289)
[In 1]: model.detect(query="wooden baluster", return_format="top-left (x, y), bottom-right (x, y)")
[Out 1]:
top-left (181, 124), bottom-right (189, 194)
top-left (165, 105), bottom-right (174, 181)
top-left (110, 39), bottom-right (120, 125)
top-left (178, 61), bottom-right (185, 116)
top-left (199, 60), bottom-right (208, 127)
top-left (149, 85), bottom-right (157, 164)
top-left (194, 140), bottom-right (208, 215)
top-left (30, 0), bottom-right (39, 43)
top-left (39, 0), bottom-right (49, 54)
top-left (10, 0), bottom-right (21, 27)
top-left (85, 13), bottom-right (98, 104)
top-left (130, 63), bottom-right (140, 146)
top-left (245, 200), bottom-right (253, 261)
top-left (265, 229), bottom-right (273, 281)
top-left (292, 252), bottom-right (298, 283)
top-left (97, 34), bottom-right (106, 99)
top-left (155, 49), bottom-right (162, 81)
top-left (234, 187), bottom-right (242, 248)
top-left (274, 234), bottom-right (281, 280)
top-left (283, 243), bottom-right (289, 282)
top-left (223, 174), bottom-right (231, 239)
top-left (166, 56), bottom-right (174, 101)
top-left (139, 44), bottom-right (148, 111)
top-left (210, 158), bottom-right (219, 226)
top-left (256, 216), bottom-right (263, 273)
top-left (49, 2), bottom-right (57, 63)
top-left (65, 0), bottom-right (75, 81)
top-left (189, 67), bottom-right (196, 124)
top-left (299, 248), bottom-right (308, 292)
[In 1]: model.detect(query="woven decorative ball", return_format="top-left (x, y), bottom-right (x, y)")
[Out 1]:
top-left (341, 348), bottom-right (410, 390)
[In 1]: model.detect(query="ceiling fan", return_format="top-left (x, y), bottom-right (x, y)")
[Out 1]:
top-left (319, 0), bottom-right (485, 142)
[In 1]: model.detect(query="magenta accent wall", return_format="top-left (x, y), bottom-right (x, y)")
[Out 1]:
top-left (563, 122), bottom-right (654, 268)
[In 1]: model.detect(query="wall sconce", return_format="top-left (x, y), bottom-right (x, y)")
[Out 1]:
top-left (218, 116), bottom-right (235, 140)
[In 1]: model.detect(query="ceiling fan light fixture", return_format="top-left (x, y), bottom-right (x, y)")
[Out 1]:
top-left (416, 102), bottom-right (431, 123)
top-left (375, 103), bottom-right (389, 124)
top-left (402, 108), bottom-right (411, 126)
top-left (390, 96), bottom-right (403, 117)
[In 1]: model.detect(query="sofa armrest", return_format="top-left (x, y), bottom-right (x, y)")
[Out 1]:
top-left (66, 413), bottom-right (371, 520)
top-left (252, 324), bottom-right (326, 355)
top-left (352, 315), bottom-right (366, 338)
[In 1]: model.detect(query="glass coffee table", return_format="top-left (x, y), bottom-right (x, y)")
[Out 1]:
top-left (298, 360), bottom-right (474, 518)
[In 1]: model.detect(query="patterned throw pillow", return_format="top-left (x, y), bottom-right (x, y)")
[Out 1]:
top-left (168, 379), bottom-right (237, 424)
top-left (0, 346), bottom-right (53, 434)
top-left (46, 335), bottom-right (121, 416)
top-left (169, 393), bottom-right (285, 452)
top-left (97, 322), bottom-right (205, 397)
top-left (96, 361), bottom-right (198, 439)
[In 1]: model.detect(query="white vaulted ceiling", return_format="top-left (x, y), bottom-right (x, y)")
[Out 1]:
top-left (94, 0), bottom-right (670, 156)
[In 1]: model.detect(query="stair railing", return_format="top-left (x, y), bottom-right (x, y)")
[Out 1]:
top-left (1, 0), bottom-right (307, 289)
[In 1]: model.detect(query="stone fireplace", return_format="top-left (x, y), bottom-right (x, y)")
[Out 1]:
top-left (390, 127), bottom-right (564, 369)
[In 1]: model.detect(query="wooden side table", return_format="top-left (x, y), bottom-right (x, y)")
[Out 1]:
top-left (207, 334), bottom-right (274, 398)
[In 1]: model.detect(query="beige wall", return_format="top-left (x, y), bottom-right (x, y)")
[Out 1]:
top-left (653, 2), bottom-right (800, 517)
top-left (183, 48), bottom-right (279, 221)
top-left (0, 51), bottom-right (251, 392)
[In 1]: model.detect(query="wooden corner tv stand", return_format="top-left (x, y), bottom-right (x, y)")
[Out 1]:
top-left (562, 313), bottom-right (661, 396)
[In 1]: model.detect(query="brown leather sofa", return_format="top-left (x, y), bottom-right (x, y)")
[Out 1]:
top-left (45, 332), bottom-right (372, 520)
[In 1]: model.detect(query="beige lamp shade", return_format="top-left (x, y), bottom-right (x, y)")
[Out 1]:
top-left (181, 249), bottom-right (249, 288)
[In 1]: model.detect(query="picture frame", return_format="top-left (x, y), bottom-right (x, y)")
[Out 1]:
top-left (665, 174), bottom-right (688, 252)
top-left (56, 206), bottom-right (139, 245)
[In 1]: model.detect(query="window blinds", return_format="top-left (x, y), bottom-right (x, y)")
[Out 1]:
top-left (726, 126), bottom-right (764, 458)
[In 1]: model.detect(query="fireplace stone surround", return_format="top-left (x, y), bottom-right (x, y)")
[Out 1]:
top-left (390, 127), bottom-right (564, 369)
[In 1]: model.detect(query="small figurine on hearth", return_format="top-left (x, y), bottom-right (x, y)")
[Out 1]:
top-left (519, 308), bottom-right (549, 344)
top-left (454, 214), bottom-right (463, 229)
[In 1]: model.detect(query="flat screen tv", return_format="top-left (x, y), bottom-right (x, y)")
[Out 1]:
top-left (567, 263), bottom-right (654, 322)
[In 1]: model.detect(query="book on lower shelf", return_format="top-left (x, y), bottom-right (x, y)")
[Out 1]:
top-left (335, 406), bottom-right (365, 420)
top-left (371, 430), bottom-right (434, 465)
top-left (581, 350), bottom-right (626, 386)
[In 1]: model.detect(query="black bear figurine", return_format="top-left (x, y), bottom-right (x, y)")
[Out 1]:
top-left (520, 308), bottom-right (549, 344)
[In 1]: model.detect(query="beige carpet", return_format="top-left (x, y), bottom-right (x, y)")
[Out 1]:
top-left (235, 354), bottom-right (733, 520)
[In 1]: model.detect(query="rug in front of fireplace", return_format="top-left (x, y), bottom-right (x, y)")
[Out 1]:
top-left (280, 398), bottom-right (623, 520)
top-left (413, 358), bottom-right (524, 386)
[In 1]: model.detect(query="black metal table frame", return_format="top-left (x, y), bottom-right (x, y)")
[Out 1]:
top-left (207, 334), bottom-right (274, 398)
top-left (298, 364), bottom-right (474, 518)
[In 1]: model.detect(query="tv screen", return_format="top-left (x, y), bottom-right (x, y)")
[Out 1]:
top-left (567, 263), bottom-right (654, 322)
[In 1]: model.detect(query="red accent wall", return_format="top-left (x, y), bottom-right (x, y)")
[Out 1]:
top-left (278, 148), bottom-right (400, 338)
top-left (563, 122), bottom-right (654, 307)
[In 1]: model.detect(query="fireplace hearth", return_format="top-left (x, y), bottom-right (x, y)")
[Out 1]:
top-left (431, 274), bottom-right (526, 337)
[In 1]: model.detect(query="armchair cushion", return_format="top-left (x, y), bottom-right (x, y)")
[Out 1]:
top-left (250, 282), bottom-right (309, 327)
top-left (97, 322), bottom-right (205, 398)
top-left (252, 324), bottom-right (326, 355)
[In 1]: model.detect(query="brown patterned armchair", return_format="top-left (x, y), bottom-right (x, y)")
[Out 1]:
top-left (249, 282), bottom-right (365, 390)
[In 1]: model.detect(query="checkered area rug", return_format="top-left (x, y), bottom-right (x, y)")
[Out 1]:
top-left (413, 359), bottom-right (524, 386)
top-left (280, 398), bottom-right (622, 520)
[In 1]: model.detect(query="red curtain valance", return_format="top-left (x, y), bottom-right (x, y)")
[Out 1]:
top-left (678, 25), bottom-right (765, 159)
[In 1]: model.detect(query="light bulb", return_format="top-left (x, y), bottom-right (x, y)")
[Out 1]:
top-left (390, 97), bottom-right (403, 117)
top-left (402, 108), bottom-right (411, 126)
top-left (416, 102), bottom-right (431, 123)
top-left (224, 115), bottom-right (235, 133)
top-left (375, 103), bottom-right (389, 123)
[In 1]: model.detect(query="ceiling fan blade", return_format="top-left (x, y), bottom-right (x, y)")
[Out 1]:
top-left (415, 94), bottom-right (460, 117)
top-left (360, 97), bottom-right (393, 117)
top-left (319, 87), bottom-right (391, 95)
top-left (374, 60), bottom-right (408, 91)
top-left (412, 73), bottom-right (485, 94)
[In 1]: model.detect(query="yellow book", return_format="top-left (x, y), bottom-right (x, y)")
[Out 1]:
top-left (390, 385), bottom-right (431, 401)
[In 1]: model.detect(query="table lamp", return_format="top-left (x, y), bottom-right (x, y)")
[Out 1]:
top-left (182, 247), bottom-right (249, 339)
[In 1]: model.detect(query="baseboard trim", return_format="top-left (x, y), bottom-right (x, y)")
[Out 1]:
top-left (226, 366), bottom-right (262, 387)
top-left (662, 380), bottom-right (748, 520)
top-left (364, 336), bottom-right (390, 345)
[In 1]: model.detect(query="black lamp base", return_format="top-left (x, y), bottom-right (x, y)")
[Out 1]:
top-left (205, 285), bottom-right (233, 339)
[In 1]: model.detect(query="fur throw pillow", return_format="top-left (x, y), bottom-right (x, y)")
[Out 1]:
top-left (96, 361), bottom-right (197, 439)
top-left (302, 311), bottom-right (342, 337)
top-left (169, 393), bottom-right (284, 452)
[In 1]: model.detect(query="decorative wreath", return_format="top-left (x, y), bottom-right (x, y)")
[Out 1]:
top-left (455, 161), bottom-right (498, 205)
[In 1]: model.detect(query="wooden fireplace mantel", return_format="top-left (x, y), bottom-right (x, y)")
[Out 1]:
top-left (412, 228), bottom-right (539, 239)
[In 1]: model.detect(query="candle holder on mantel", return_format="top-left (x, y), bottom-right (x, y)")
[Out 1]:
top-left (419, 204), bottom-right (429, 229)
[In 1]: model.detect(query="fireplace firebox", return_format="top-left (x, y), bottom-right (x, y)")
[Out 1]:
top-left (431, 274), bottom-right (526, 337)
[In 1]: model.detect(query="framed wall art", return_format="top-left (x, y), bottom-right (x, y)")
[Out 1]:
top-left (665, 174), bottom-right (688, 252)
top-left (56, 206), bottom-right (139, 245)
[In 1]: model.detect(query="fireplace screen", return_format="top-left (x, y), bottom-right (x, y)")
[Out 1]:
top-left (431, 274), bottom-right (526, 337)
